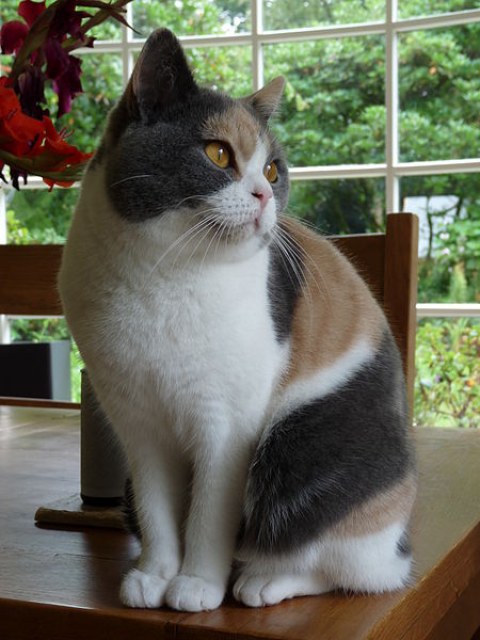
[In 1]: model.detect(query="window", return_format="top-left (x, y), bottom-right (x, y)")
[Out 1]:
top-left (1, 0), bottom-right (479, 421)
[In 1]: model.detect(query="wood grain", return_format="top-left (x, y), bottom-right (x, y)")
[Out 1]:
top-left (383, 213), bottom-right (419, 414)
top-left (0, 244), bottom-right (64, 316)
top-left (0, 405), bottom-right (479, 640)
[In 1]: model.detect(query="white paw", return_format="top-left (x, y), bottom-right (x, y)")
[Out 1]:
top-left (165, 575), bottom-right (225, 612)
top-left (233, 572), bottom-right (329, 607)
top-left (233, 574), bottom-right (284, 607)
top-left (120, 568), bottom-right (169, 608)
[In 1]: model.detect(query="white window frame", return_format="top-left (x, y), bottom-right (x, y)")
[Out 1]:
top-left (1, 0), bottom-right (480, 341)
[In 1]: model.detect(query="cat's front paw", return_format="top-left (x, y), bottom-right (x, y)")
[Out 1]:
top-left (120, 568), bottom-right (169, 608)
top-left (165, 575), bottom-right (225, 611)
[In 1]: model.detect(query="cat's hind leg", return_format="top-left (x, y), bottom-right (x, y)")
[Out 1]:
top-left (321, 521), bottom-right (414, 594)
top-left (233, 520), bottom-right (412, 607)
top-left (233, 565), bottom-right (333, 607)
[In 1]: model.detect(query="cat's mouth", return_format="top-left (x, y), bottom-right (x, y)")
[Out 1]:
top-left (201, 213), bottom-right (266, 244)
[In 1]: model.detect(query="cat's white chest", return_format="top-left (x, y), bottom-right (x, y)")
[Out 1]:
top-left (64, 238), bottom-right (287, 446)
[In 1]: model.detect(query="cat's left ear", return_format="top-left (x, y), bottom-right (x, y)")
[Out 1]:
top-left (242, 76), bottom-right (285, 122)
top-left (130, 28), bottom-right (198, 123)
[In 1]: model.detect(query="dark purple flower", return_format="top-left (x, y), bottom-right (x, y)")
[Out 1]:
top-left (44, 38), bottom-right (70, 80)
top-left (48, 0), bottom-right (90, 43)
top-left (18, 0), bottom-right (47, 27)
top-left (0, 20), bottom-right (29, 54)
top-left (17, 65), bottom-right (47, 119)
top-left (53, 54), bottom-right (83, 117)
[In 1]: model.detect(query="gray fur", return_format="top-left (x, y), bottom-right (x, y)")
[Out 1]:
top-left (240, 330), bottom-right (414, 554)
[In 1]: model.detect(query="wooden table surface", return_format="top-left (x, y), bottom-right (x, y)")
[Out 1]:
top-left (0, 404), bottom-right (479, 640)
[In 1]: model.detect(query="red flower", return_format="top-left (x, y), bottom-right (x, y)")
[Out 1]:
top-left (0, 78), bottom-right (44, 156)
top-left (0, 77), bottom-right (92, 189)
top-left (0, 0), bottom-right (132, 188)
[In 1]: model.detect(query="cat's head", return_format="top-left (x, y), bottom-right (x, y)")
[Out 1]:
top-left (97, 29), bottom-right (289, 261)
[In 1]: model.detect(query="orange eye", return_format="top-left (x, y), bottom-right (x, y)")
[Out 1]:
top-left (205, 141), bottom-right (230, 169)
top-left (264, 161), bottom-right (278, 183)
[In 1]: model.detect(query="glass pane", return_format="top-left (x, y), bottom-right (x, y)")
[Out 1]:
top-left (288, 178), bottom-right (386, 234)
top-left (2, 0), bottom-right (20, 22)
top-left (263, 0), bottom-right (384, 30)
top-left (186, 46), bottom-right (252, 95)
top-left (415, 317), bottom-right (480, 428)
top-left (399, 23), bottom-right (480, 162)
top-left (62, 53), bottom-right (123, 154)
top-left (133, 0), bottom-right (251, 37)
top-left (399, 0), bottom-right (480, 19)
top-left (265, 37), bottom-right (385, 166)
top-left (5, 187), bottom-right (79, 244)
top-left (401, 173), bottom-right (480, 303)
top-left (131, 45), bottom-right (252, 95)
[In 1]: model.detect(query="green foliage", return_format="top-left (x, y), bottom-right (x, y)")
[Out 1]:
top-left (289, 179), bottom-right (385, 234)
top-left (415, 319), bottom-right (480, 428)
top-left (263, 0), bottom-right (384, 30)
top-left (5, 188), bottom-right (78, 243)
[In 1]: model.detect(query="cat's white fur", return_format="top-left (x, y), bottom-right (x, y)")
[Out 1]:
top-left (60, 138), bottom-right (409, 612)
top-left (234, 521), bottom-right (412, 606)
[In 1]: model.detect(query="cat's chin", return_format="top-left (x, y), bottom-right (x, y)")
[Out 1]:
top-left (191, 212), bottom-right (274, 262)
top-left (211, 228), bottom-right (273, 264)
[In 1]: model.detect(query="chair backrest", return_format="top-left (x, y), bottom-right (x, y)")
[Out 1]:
top-left (0, 212), bottom-right (418, 409)
top-left (330, 212), bottom-right (419, 412)
top-left (0, 244), bottom-right (63, 316)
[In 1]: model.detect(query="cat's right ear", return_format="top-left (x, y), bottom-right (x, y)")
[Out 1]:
top-left (128, 29), bottom-right (198, 123)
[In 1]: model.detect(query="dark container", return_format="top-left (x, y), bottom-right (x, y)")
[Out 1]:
top-left (0, 340), bottom-right (71, 400)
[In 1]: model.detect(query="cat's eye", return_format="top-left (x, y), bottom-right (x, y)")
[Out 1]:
top-left (264, 161), bottom-right (278, 183)
top-left (205, 141), bottom-right (230, 169)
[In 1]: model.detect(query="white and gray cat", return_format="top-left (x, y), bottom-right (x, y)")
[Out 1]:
top-left (59, 29), bottom-right (416, 612)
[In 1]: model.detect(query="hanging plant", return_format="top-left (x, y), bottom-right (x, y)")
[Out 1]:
top-left (0, 0), bottom-right (133, 189)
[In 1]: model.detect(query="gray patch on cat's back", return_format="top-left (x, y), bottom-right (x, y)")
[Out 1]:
top-left (241, 330), bottom-right (414, 553)
top-left (267, 221), bottom-right (305, 342)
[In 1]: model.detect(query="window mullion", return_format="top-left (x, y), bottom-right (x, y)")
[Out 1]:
top-left (121, 3), bottom-right (134, 88)
top-left (251, 0), bottom-right (264, 90)
top-left (386, 0), bottom-right (400, 213)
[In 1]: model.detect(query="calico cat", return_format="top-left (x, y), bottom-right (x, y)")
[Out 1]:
top-left (59, 28), bottom-right (416, 612)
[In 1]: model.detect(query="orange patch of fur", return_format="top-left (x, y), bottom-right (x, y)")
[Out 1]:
top-left (279, 217), bottom-right (387, 386)
top-left (330, 472), bottom-right (417, 538)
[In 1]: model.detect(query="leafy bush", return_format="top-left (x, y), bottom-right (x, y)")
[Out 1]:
top-left (415, 318), bottom-right (480, 428)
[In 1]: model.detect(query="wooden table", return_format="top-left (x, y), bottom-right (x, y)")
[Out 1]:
top-left (1, 405), bottom-right (479, 640)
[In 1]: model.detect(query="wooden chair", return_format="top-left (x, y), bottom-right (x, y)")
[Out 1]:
top-left (0, 213), bottom-right (418, 408)
top-left (0, 244), bottom-right (69, 407)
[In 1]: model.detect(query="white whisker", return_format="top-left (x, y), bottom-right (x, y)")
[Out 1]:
top-left (110, 174), bottom-right (154, 187)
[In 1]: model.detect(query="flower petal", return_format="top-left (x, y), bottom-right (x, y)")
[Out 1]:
top-left (44, 38), bottom-right (70, 80)
top-left (52, 54), bottom-right (83, 117)
top-left (18, 0), bottom-right (47, 27)
top-left (17, 66), bottom-right (48, 120)
top-left (0, 20), bottom-right (29, 54)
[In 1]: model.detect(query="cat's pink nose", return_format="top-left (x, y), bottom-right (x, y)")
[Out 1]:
top-left (252, 185), bottom-right (273, 210)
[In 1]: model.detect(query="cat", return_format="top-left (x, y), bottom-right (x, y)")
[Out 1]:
top-left (59, 28), bottom-right (416, 612)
